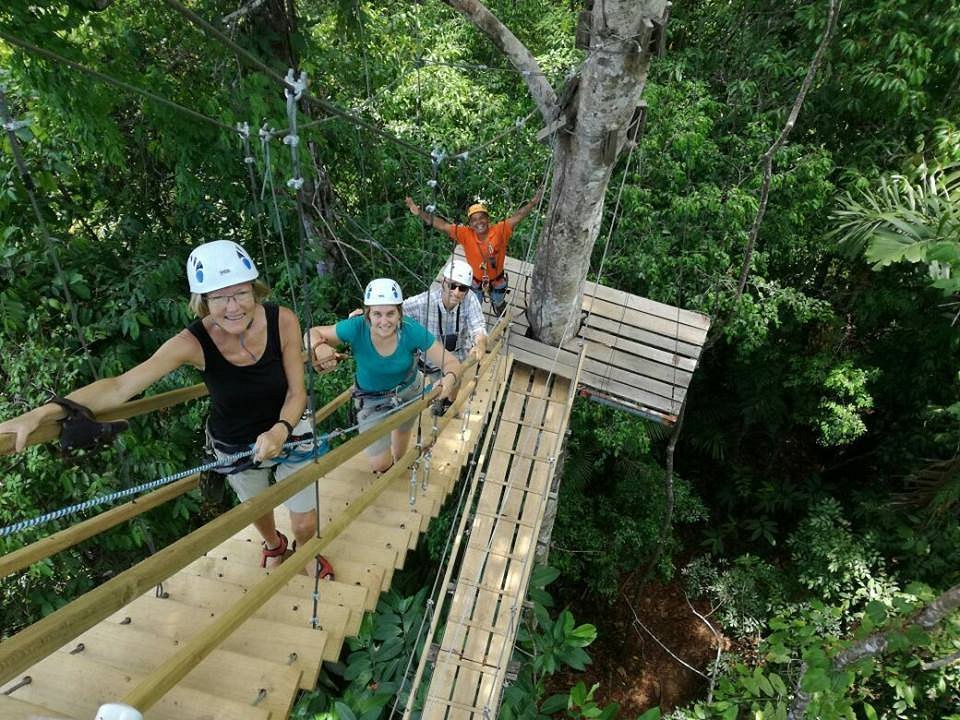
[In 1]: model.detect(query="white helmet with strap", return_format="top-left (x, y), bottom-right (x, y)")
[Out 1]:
top-left (364, 277), bottom-right (403, 306)
top-left (187, 240), bottom-right (258, 294)
top-left (440, 259), bottom-right (473, 287)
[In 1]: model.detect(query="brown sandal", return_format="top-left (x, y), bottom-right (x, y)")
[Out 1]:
top-left (261, 531), bottom-right (289, 568)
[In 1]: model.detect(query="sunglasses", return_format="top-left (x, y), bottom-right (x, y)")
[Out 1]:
top-left (447, 282), bottom-right (471, 293)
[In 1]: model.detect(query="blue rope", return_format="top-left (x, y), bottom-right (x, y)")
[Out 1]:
top-left (0, 436), bottom-right (329, 539)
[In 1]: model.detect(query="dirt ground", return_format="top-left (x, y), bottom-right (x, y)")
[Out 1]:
top-left (548, 578), bottom-right (731, 717)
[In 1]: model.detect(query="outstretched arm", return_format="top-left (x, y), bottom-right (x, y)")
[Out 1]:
top-left (505, 189), bottom-right (543, 229)
top-left (406, 196), bottom-right (455, 234)
top-left (0, 331), bottom-right (201, 453)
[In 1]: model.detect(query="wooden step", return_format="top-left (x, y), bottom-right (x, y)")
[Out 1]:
top-left (157, 573), bottom-right (351, 646)
top-left (228, 528), bottom-right (401, 586)
top-left (1, 652), bottom-right (269, 720)
top-left (56, 622), bottom-right (301, 719)
top-left (312, 494), bottom-right (430, 547)
top-left (0, 694), bottom-right (75, 720)
top-left (183, 555), bottom-right (368, 635)
top-left (212, 536), bottom-right (389, 598)
top-left (106, 595), bottom-right (328, 690)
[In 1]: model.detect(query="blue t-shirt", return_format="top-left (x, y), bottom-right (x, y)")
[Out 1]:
top-left (335, 315), bottom-right (436, 392)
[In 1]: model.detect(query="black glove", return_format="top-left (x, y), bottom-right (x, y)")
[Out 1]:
top-left (48, 396), bottom-right (128, 455)
top-left (431, 397), bottom-right (453, 417)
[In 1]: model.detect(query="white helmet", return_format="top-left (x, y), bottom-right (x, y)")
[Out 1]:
top-left (187, 240), bottom-right (259, 294)
top-left (364, 277), bottom-right (403, 306)
top-left (441, 259), bottom-right (474, 287)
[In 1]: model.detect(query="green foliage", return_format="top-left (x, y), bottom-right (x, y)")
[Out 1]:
top-left (684, 554), bottom-right (786, 639)
top-left (788, 498), bottom-right (896, 606)
top-left (292, 587), bottom-right (429, 720)
top-left (501, 566), bottom-right (620, 720)
top-left (551, 401), bottom-right (707, 600)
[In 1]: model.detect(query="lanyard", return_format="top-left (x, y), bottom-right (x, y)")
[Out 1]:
top-left (437, 302), bottom-right (461, 337)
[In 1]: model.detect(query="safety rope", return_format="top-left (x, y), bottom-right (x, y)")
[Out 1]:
top-left (0, 88), bottom-right (99, 381)
top-left (0, 438), bottom-right (313, 538)
top-left (236, 122), bottom-right (271, 288)
top-left (159, 0), bottom-right (431, 160)
top-left (259, 124), bottom-right (301, 316)
top-left (0, 30), bottom-right (235, 133)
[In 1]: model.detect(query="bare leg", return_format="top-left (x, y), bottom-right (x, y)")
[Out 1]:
top-left (390, 428), bottom-right (413, 464)
top-left (367, 448), bottom-right (394, 473)
top-left (252, 512), bottom-right (284, 569)
top-left (289, 508), bottom-right (321, 576)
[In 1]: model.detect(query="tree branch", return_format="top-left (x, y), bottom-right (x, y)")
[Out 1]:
top-left (921, 650), bottom-right (960, 671)
top-left (789, 582), bottom-right (960, 719)
top-left (686, 593), bottom-right (724, 704)
top-left (733, 0), bottom-right (840, 304)
top-left (441, 0), bottom-right (558, 122)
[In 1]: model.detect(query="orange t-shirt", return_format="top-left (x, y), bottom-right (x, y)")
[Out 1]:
top-left (446, 221), bottom-right (513, 282)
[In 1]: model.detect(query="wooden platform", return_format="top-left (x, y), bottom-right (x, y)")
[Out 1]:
top-left (466, 252), bottom-right (710, 424)
top-left (0, 372), bottom-right (499, 720)
top-left (420, 363), bottom-right (578, 720)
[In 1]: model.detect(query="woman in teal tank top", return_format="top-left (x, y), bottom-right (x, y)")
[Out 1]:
top-left (307, 278), bottom-right (460, 473)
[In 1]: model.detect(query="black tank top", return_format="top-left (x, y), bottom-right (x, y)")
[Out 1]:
top-left (187, 303), bottom-right (288, 445)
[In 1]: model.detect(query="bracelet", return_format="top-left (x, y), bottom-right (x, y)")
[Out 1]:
top-left (275, 419), bottom-right (294, 441)
top-left (444, 371), bottom-right (458, 383)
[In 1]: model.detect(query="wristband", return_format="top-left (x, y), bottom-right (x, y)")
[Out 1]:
top-left (275, 419), bottom-right (294, 441)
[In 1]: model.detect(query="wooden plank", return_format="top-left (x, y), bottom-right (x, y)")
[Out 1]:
top-left (106, 595), bottom-right (328, 691)
top-left (586, 313), bottom-right (703, 359)
top-left (402, 357), bottom-right (515, 720)
top-left (184, 555), bottom-right (369, 628)
top-left (0, 373), bottom-right (437, 686)
top-left (156, 573), bottom-right (352, 641)
top-left (114, 353), bottom-right (503, 714)
top-left (1, 653), bottom-right (269, 720)
top-left (501, 254), bottom-right (710, 330)
top-left (0, 695), bottom-right (75, 720)
top-left (56, 622), bottom-right (302, 719)
top-left (511, 334), bottom-right (687, 403)
top-left (580, 324), bottom-right (698, 374)
top-left (216, 534), bottom-right (396, 593)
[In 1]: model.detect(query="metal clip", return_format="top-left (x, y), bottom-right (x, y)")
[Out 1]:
top-left (283, 68), bottom-right (308, 100)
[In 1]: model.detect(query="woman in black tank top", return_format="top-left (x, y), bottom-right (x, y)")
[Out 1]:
top-left (0, 241), bottom-right (340, 579)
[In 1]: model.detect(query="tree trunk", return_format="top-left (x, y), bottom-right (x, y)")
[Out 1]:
top-left (443, 0), bottom-right (668, 346)
top-left (530, 0), bottom-right (666, 344)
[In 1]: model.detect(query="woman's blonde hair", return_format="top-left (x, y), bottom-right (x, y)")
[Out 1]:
top-left (189, 280), bottom-right (270, 318)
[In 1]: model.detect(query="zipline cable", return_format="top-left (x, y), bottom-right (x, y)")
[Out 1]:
top-left (0, 88), bottom-right (99, 380)
top-left (159, 0), bottom-right (431, 160)
top-left (0, 29), bottom-right (235, 133)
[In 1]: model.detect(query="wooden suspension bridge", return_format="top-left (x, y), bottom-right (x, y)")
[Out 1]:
top-left (0, 259), bottom-right (709, 720)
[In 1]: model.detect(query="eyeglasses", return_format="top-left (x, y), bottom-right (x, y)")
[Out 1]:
top-left (206, 289), bottom-right (253, 308)
top-left (446, 282), bottom-right (471, 293)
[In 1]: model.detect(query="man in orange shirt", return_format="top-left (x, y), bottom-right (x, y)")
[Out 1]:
top-left (406, 191), bottom-right (542, 315)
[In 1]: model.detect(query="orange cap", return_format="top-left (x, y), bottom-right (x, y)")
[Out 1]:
top-left (467, 203), bottom-right (489, 219)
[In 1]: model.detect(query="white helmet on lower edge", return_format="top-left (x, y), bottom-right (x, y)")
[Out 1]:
top-left (187, 240), bottom-right (259, 294)
top-left (364, 277), bottom-right (403, 305)
top-left (441, 259), bottom-right (474, 287)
